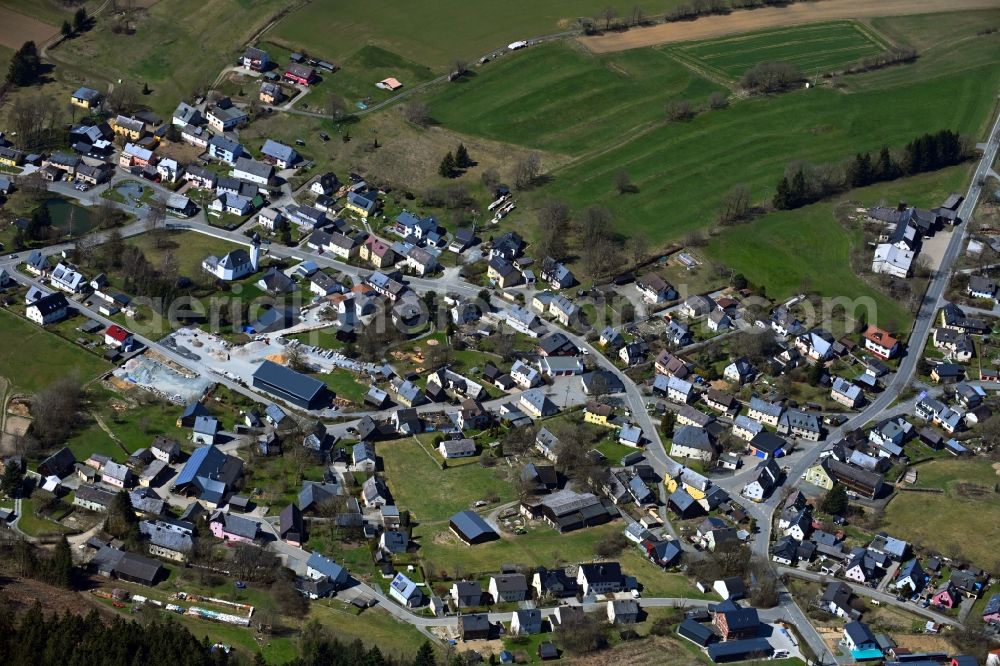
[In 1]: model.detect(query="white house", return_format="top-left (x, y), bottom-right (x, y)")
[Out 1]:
top-left (872, 244), bottom-right (914, 278)
top-left (232, 157), bottom-right (273, 186)
top-left (202, 238), bottom-right (259, 281)
top-left (50, 262), bottom-right (85, 293)
top-left (510, 360), bottom-right (541, 389)
top-left (26, 292), bottom-right (68, 326)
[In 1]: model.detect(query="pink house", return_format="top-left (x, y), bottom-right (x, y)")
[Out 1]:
top-left (101, 461), bottom-right (133, 489)
top-left (209, 512), bottom-right (259, 543)
top-left (932, 583), bottom-right (958, 609)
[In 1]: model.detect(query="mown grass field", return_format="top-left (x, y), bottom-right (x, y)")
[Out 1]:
top-left (414, 520), bottom-right (621, 577)
top-left (425, 15), bottom-right (1000, 250)
top-left (663, 21), bottom-right (889, 81)
top-left (704, 165), bottom-right (971, 332)
top-left (379, 436), bottom-right (514, 521)
top-left (428, 42), bottom-right (724, 155)
top-left (540, 55), bottom-right (1000, 244)
top-left (0, 308), bottom-right (110, 393)
top-left (269, 0), bottom-right (680, 70)
top-left (126, 230), bottom-right (244, 279)
top-left (52, 0), bottom-right (286, 116)
top-left (317, 368), bottom-right (368, 404)
top-left (884, 458), bottom-right (1000, 567)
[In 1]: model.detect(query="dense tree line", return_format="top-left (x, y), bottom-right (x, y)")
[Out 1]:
top-left (0, 603), bottom-right (230, 666)
top-left (0, 597), bottom-right (462, 666)
top-left (773, 129), bottom-right (967, 210)
top-left (73, 230), bottom-right (185, 312)
top-left (740, 61), bottom-right (803, 94)
top-left (4, 537), bottom-right (75, 588)
top-left (841, 46), bottom-right (917, 75)
top-left (6, 42), bottom-right (42, 88)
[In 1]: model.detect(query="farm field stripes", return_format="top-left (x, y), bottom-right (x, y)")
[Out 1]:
top-left (428, 42), bottom-right (725, 154)
top-left (0, 6), bottom-right (58, 51)
top-left (662, 21), bottom-right (890, 80)
top-left (268, 0), bottom-right (682, 69)
top-left (579, 0), bottom-right (1000, 53)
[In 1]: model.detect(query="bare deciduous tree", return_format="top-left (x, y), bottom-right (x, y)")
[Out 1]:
top-left (31, 373), bottom-right (83, 447)
top-left (402, 99), bottom-right (431, 127)
top-left (512, 153), bottom-right (542, 190)
top-left (665, 99), bottom-right (696, 121)
top-left (717, 183), bottom-right (752, 224)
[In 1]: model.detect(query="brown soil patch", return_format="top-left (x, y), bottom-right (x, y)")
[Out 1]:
top-left (7, 399), bottom-right (28, 418)
top-left (571, 635), bottom-right (696, 665)
top-left (0, 7), bottom-right (58, 50)
top-left (157, 140), bottom-right (206, 165)
top-left (888, 632), bottom-right (956, 654)
top-left (579, 0), bottom-right (1000, 53)
top-left (4, 415), bottom-right (31, 437)
top-left (432, 529), bottom-right (458, 546)
top-left (0, 576), bottom-right (112, 619)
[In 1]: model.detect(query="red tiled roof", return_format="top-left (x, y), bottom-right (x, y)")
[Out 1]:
top-left (106, 324), bottom-right (131, 341)
top-left (863, 325), bottom-right (897, 349)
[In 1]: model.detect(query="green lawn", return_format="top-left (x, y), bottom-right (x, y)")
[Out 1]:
top-left (663, 21), bottom-right (889, 81)
top-left (539, 57), bottom-right (999, 244)
top-left (245, 454), bottom-right (328, 509)
top-left (127, 230), bottom-right (246, 279)
top-left (414, 520), bottom-right (622, 579)
top-left (617, 549), bottom-right (716, 600)
top-left (704, 166), bottom-right (972, 332)
top-left (63, 421), bottom-right (126, 462)
top-left (269, 0), bottom-right (680, 70)
top-left (62, 386), bottom-right (192, 461)
top-left (884, 458), bottom-right (1000, 567)
top-left (379, 436), bottom-right (513, 521)
top-left (53, 0), bottom-right (287, 116)
top-left (596, 437), bottom-right (639, 465)
top-left (309, 601), bottom-right (432, 660)
top-left (0, 0), bottom-right (88, 26)
top-left (424, 12), bottom-right (1000, 253)
top-left (16, 498), bottom-right (72, 538)
top-left (429, 41), bottom-right (724, 155)
top-left (317, 368), bottom-right (369, 404)
top-left (323, 44), bottom-right (436, 108)
top-left (0, 308), bottom-right (110, 393)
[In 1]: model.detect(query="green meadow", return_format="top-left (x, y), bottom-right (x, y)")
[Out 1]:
top-left (663, 21), bottom-right (890, 80)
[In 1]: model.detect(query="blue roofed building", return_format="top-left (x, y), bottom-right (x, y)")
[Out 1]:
top-left (252, 360), bottom-right (329, 409)
top-left (171, 444), bottom-right (243, 507)
top-left (389, 572), bottom-right (424, 607)
top-left (305, 552), bottom-right (348, 588)
top-left (450, 510), bottom-right (499, 545)
top-left (706, 638), bottom-right (772, 663)
top-left (842, 621), bottom-right (880, 659)
top-left (260, 139), bottom-right (299, 168)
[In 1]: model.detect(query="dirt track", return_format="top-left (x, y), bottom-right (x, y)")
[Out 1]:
top-left (579, 0), bottom-right (1000, 52)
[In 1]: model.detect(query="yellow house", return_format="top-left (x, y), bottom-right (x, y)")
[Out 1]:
top-left (71, 86), bottom-right (102, 109)
top-left (360, 236), bottom-right (394, 269)
top-left (584, 403), bottom-right (614, 428)
top-left (0, 146), bottom-right (23, 167)
top-left (803, 462), bottom-right (833, 490)
top-left (112, 115), bottom-right (145, 141)
top-left (345, 190), bottom-right (377, 218)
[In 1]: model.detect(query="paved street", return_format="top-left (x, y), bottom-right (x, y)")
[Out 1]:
top-left (1, 87), bottom-right (998, 660)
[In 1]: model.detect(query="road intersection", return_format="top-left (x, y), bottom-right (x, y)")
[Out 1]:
top-left (2, 93), bottom-right (999, 663)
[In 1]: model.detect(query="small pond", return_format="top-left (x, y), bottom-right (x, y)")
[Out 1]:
top-left (45, 198), bottom-right (97, 237)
